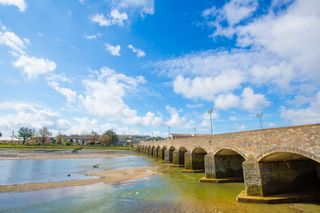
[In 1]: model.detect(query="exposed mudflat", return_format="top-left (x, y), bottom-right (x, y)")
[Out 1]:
top-left (0, 149), bottom-right (126, 160)
top-left (0, 166), bottom-right (158, 193)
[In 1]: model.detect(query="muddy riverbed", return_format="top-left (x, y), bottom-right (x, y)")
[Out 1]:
top-left (0, 149), bottom-right (319, 213)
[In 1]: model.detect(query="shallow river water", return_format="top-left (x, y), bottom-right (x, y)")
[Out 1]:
top-left (0, 151), bottom-right (319, 213)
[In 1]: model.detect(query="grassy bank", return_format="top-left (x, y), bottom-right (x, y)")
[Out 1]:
top-left (0, 144), bottom-right (135, 150)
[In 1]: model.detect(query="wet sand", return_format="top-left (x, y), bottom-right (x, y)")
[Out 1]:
top-left (0, 149), bottom-right (158, 193)
top-left (0, 149), bottom-right (126, 160)
top-left (0, 166), bottom-right (158, 193)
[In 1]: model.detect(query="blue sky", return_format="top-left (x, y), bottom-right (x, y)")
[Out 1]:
top-left (0, 0), bottom-right (319, 137)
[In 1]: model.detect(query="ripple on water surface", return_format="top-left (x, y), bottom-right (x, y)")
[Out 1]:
top-left (0, 155), bottom-right (150, 185)
top-left (0, 154), bottom-right (319, 213)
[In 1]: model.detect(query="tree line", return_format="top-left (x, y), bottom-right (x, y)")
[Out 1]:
top-left (2, 127), bottom-right (119, 146)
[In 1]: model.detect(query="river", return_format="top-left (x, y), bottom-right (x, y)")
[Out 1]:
top-left (0, 150), bottom-right (319, 213)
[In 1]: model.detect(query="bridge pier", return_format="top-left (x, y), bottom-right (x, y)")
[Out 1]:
top-left (183, 151), bottom-right (193, 170)
top-left (200, 150), bottom-right (245, 183)
top-left (157, 147), bottom-right (163, 159)
top-left (182, 148), bottom-right (206, 173)
top-left (163, 149), bottom-right (170, 163)
top-left (237, 157), bottom-right (320, 204)
top-left (152, 147), bottom-right (158, 158)
top-left (171, 150), bottom-right (184, 167)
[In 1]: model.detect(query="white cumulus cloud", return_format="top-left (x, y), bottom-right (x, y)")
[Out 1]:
top-left (77, 67), bottom-right (162, 127)
top-left (173, 71), bottom-right (244, 101)
top-left (89, 9), bottom-right (128, 27)
top-left (128, 44), bottom-right (146, 58)
top-left (0, 29), bottom-right (57, 78)
top-left (214, 93), bottom-right (240, 110)
top-left (115, 0), bottom-right (155, 16)
top-left (240, 87), bottom-right (269, 111)
top-left (0, 31), bottom-right (27, 54)
top-left (281, 91), bottom-right (320, 125)
top-left (49, 82), bottom-right (77, 104)
top-left (13, 55), bottom-right (56, 78)
top-left (0, 0), bottom-right (26, 12)
top-left (0, 102), bottom-right (60, 133)
top-left (105, 43), bottom-right (121, 56)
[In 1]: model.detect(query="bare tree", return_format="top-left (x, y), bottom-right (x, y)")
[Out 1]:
top-left (39, 127), bottom-right (52, 144)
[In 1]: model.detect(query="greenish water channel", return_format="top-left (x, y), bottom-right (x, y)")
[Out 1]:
top-left (0, 152), bottom-right (319, 213)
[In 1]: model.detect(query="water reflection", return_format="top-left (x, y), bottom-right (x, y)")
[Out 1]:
top-left (0, 154), bottom-right (319, 213)
top-left (0, 155), bottom-right (150, 185)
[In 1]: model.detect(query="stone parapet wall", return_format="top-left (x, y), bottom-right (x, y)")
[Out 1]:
top-left (138, 124), bottom-right (320, 163)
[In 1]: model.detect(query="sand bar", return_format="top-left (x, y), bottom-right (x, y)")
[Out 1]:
top-left (0, 149), bottom-right (127, 160)
top-left (0, 166), bottom-right (158, 193)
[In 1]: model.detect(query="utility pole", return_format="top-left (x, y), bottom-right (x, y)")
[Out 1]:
top-left (256, 112), bottom-right (263, 129)
top-left (168, 126), bottom-right (171, 137)
top-left (208, 108), bottom-right (213, 135)
top-left (194, 127), bottom-right (197, 135)
top-left (11, 130), bottom-right (14, 143)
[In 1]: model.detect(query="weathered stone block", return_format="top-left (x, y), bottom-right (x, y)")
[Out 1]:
top-left (173, 151), bottom-right (180, 165)
top-left (192, 153), bottom-right (206, 170)
top-left (153, 148), bottom-right (158, 157)
top-left (215, 155), bottom-right (244, 178)
top-left (158, 148), bottom-right (163, 159)
top-left (184, 152), bottom-right (192, 170)
top-left (243, 159), bottom-right (263, 196)
top-left (164, 150), bottom-right (170, 161)
top-left (259, 160), bottom-right (319, 196)
top-left (205, 154), bottom-right (216, 178)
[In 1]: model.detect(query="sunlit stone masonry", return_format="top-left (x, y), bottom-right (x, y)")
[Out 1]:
top-left (136, 124), bottom-right (320, 204)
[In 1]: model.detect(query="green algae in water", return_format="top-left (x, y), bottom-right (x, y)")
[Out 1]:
top-left (0, 155), bottom-right (319, 213)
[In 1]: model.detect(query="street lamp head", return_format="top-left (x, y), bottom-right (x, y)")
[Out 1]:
top-left (256, 112), bottom-right (263, 118)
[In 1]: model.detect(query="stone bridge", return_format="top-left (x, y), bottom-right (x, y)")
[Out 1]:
top-left (136, 124), bottom-right (320, 203)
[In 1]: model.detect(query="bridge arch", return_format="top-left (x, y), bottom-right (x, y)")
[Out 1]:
top-left (177, 147), bottom-right (188, 165)
top-left (161, 146), bottom-right (167, 160)
top-left (192, 147), bottom-right (207, 171)
top-left (212, 148), bottom-right (246, 180)
top-left (213, 147), bottom-right (247, 160)
top-left (254, 149), bottom-right (320, 196)
top-left (148, 146), bottom-right (151, 155)
top-left (257, 147), bottom-right (320, 163)
top-left (168, 146), bottom-right (176, 162)
top-left (151, 146), bottom-right (156, 156)
top-left (155, 146), bottom-right (160, 158)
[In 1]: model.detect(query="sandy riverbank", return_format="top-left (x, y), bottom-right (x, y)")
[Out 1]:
top-left (0, 149), bottom-right (127, 160)
top-left (0, 166), bottom-right (158, 193)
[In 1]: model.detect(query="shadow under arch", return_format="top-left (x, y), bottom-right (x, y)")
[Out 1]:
top-left (256, 150), bottom-right (320, 196)
top-left (168, 146), bottom-right (176, 162)
top-left (148, 146), bottom-right (151, 155)
top-left (161, 146), bottom-right (167, 160)
top-left (192, 147), bottom-right (207, 170)
top-left (155, 146), bottom-right (160, 158)
top-left (213, 148), bottom-right (246, 180)
top-left (178, 147), bottom-right (188, 165)
top-left (151, 146), bottom-right (156, 156)
top-left (257, 147), bottom-right (320, 164)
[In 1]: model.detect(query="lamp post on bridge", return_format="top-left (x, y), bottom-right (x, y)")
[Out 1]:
top-left (256, 112), bottom-right (263, 129)
top-left (208, 108), bottom-right (213, 135)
